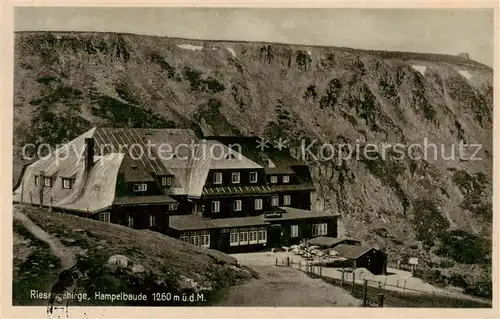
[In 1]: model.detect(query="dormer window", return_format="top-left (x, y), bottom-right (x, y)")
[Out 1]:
top-left (133, 183), bottom-right (147, 192)
top-left (213, 172), bottom-right (222, 184)
top-left (34, 175), bottom-right (39, 186)
top-left (62, 178), bottom-right (72, 189)
top-left (231, 172), bottom-right (240, 184)
top-left (161, 176), bottom-right (173, 187)
top-left (44, 177), bottom-right (52, 187)
top-left (270, 175), bottom-right (278, 184)
top-left (249, 172), bottom-right (258, 183)
top-left (282, 175), bottom-right (290, 183)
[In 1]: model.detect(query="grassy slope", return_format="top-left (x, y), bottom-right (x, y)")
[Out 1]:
top-left (13, 204), bottom-right (255, 306)
top-left (13, 220), bottom-right (62, 305)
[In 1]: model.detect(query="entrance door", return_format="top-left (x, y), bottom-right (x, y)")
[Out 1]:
top-left (268, 224), bottom-right (282, 248)
top-left (219, 232), bottom-right (230, 252)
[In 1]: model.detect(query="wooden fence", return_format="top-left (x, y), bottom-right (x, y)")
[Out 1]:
top-left (273, 257), bottom-right (486, 308)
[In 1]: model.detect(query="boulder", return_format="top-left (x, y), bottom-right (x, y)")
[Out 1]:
top-left (131, 264), bottom-right (145, 273)
top-left (107, 255), bottom-right (130, 267)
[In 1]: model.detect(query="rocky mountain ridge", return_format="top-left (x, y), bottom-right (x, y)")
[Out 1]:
top-left (13, 31), bottom-right (493, 295)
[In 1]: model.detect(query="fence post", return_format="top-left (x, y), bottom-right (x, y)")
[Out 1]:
top-left (276, 258), bottom-right (278, 266)
top-left (378, 293), bottom-right (384, 307)
top-left (403, 280), bottom-right (406, 291)
top-left (352, 273), bottom-right (356, 293)
top-left (363, 280), bottom-right (368, 307)
top-left (341, 269), bottom-right (344, 286)
top-left (299, 260), bottom-right (301, 270)
top-left (287, 256), bottom-right (290, 267)
top-left (319, 265), bottom-right (322, 277)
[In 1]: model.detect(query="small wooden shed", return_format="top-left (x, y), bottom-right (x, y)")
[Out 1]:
top-left (332, 244), bottom-right (388, 275)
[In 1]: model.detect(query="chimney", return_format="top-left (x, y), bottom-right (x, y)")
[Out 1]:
top-left (84, 138), bottom-right (95, 171)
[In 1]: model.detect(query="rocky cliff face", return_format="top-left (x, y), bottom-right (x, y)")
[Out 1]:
top-left (14, 32), bottom-right (493, 292)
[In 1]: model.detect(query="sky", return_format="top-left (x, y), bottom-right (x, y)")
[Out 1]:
top-left (14, 7), bottom-right (494, 66)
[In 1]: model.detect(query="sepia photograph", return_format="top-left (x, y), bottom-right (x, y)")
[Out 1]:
top-left (5, 3), bottom-right (496, 316)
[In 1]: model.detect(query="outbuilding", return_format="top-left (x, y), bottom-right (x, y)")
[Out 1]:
top-left (332, 244), bottom-right (387, 275)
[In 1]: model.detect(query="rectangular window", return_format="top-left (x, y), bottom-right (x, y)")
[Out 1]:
top-left (128, 216), bottom-right (134, 228)
top-left (282, 175), bottom-right (290, 183)
top-left (239, 231), bottom-right (249, 245)
top-left (149, 215), bottom-right (156, 227)
top-left (211, 201), bottom-right (220, 213)
top-left (99, 212), bottom-right (110, 223)
top-left (312, 223), bottom-right (328, 236)
top-left (213, 172), bottom-right (222, 184)
top-left (179, 236), bottom-right (189, 243)
top-left (270, 175), bottom-right (278, 184)
top-left (254, 198), bottom-right (263, 210)
top-left (230, 232), bottom-right (239, 246)
top-left (233, 200), bottom-right (242, 211)
top-left (62, 178), bottom-right (72, 189)
top-left (249, 172), bottom-right (258, 183)
top-left (190, 235), bottom-right (200, 246)
top-left (258, 230), bottom-right (267, 243)
top-left (201, 234), bottom-right (210, 248)
top-left (34, 175), bottom-right (39, 186)
top-left (161, 176), bottom-right (172, 186)
top-left (133, 183), bottom-right (147, 192)
top-left (44, 177), bottom-right (52, 187)
top-left (168, 203), bottom-right (178, 211)
top-left (283, 195), bottom-right (291, 206)
top-left (249, 231), bottom-right (258, 244)
top-left (231, 172), bottom-right (240, 184)
top-left (271, 195), bottom-right (279, 207)
top-left (291, 225), bottom-right (299, 238)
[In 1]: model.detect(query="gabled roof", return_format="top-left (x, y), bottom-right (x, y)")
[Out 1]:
top-left (202, 185), bottom-right (275, 196)
top-left (119, 155), bottom-right (154, 182)
top-left (169, 214), bottom-right (268, 231)
top-left (271, 183), bottom-right (316, 192)
top-left (277, 207), bottom-right (340, 220)
top-left (331, 244), bottom-right (386, 259)
top-left (307, 236), bottom-right (361, 248)
top-left (207, 136), bottom-right (306, 174)
top-left (92, 128), bottom-right (264, 198)
top-left (113, 195), bottom-right (176, 206)
top-left (13, 128), bottom-right (125, 214)
top-left (169, 207), bottom-right (339, 231)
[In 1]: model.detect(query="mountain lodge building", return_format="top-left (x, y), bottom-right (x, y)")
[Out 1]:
top-left (13, 127), bottom-right (339, 252)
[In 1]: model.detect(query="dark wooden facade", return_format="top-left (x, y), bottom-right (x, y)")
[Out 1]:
top-left (351, 249), bottom-right (388, 275)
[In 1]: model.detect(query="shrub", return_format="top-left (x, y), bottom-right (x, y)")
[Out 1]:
top-left (412, 198), bottom-right (450, 248)
top-left (436, 230), bottom-right (490, 264)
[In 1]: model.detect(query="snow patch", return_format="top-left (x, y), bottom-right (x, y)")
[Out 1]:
top-left (411, 65), bottom-right (426, 75)
top-left (177, 44), bottom-right (203, 51)
top-left (307, 51), bottom-right (312, 56)
top-left (458, 70), bottom-right (472, 80)
top-left (227, 47), bottom-right (236, 57)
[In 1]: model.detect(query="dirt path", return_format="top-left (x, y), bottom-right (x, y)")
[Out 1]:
top-left (215, 255), bottom-right (362, 307)
top-left (14, 208), bottom-right (76, 269)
